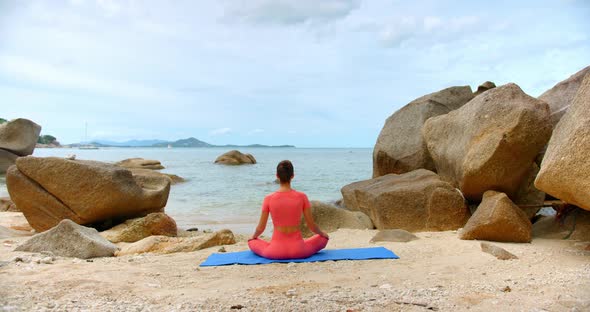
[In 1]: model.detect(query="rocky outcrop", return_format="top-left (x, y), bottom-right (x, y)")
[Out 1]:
top-left (115, 158), bottom-right (165, 170)
top-left (0, 197), bottom-right (18, 212)
top-left (0, 212), bottom-right (33, 232)
top-left (0, 118), bottom-right (41, 156)
top-left (299, 201), bottom-right (373, 237)
top-left (474, 81), bottom-right (496, 96)
top-left (128, 168), bottom-right (186, 185)
top-left (459, 191), bottom-right (532, 243)
top-left (0, 149), bottom-right (19, 174)
top-left (100, 212), bottom-right (177, 243)
top-left (214, 150), bottom-right (256, 165)
top-left (538, 66), bottom-right (590, 126)
top-left (15, 219), bottom-right (118, 259)
top-left (423, 83), bottom-right (552, 202)
top-left (513, 163), bottom-right (545, 219)
top-left (6, 157), bottom-right (171, 232)
top-left (115, 229), bottom-right (236, 256)
top-left (373, 86), bottom-right (473, 177)
top-left (480, 242), bottom-right (518, 260)
top-left (341, 169), bottom-right (469, 231)
top-left (370, 229), bottom-right (419, 243)
top-left (535, 74), bottom-right (590, 211)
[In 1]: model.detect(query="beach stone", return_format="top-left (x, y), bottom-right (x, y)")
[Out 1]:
top-left (513, 163), bottom-right (545, 219)
top-left (0, 212), bottom-right (33, 232)
top-left (538, 65), bottom-right (590, 126)
top-left (0, 197), bottom-right (18, 212)
top-left (341, 169), bottom-right (469, 231)
top-left (535, 74), bottom-right (590, 211)
top-left (115, 229), bottom-right (236, 256)
top-left (460, 191), bottom-right (532, 243)
top-left (370, 229), bottom-right (419, 243)
top-left (100, 212), bottom-right (177, 243)
top-left (423, 83), bottom-right (552, 202)
top-left (373, 86), bottom-right (473, 177)
top-left (299, 201), bottom-right (373, 237)
top-left (215, 150), bottom-right (256, 165)
top-left (6, 156), bottom-right (170, 232)
top-left (15, 219), bottom-right (118, 259)
top-left (474, 81), bottom-right (496, 96)
top-left (128, 168), bottom-right (185, 185)
top-left (0, 118), bottom-right (41, 156)
top-left (115, 158), bottom-right (165, 170)
top-left (480, 242), bottom-right (518, 260)
top-left (0, 149), bottom-right (19, 174)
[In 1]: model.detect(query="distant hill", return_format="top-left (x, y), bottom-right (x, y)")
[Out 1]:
top-left (70, 137), bottom-right (294, 148)
top-left (153, 137), bottom-right (213, 148)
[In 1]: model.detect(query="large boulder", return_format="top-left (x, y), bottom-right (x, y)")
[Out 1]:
top-left (115, 229), bottom-right (236, 256)
top-left (6, 156), bottom-right (171, 232)
top-left (373, 86), bottom-right (474, 177)
top-left (298, 201), bottom-right (373, 237)
top-left (0, 118), bottom-right (41, 156)
top-left (459, 191), bottom-right (532, 243)
top-left (341, 169), bottom-right (469, 231)
top-left (100, 212), bottom-right (177, 243)
top-left (128, 168), bottom-right (186, 185)
top-left (538, 66), bottom-right (590, 126)
top-left (535, 74), bottom-right (590, 211)
top-left (0, 149), bottom-right (19, 174)
top-left (15, 219), bottom-right (118, 259)
top-left (423, 83), bottom-right (552, 202)
top-left (214, 150), bottom-right (256, 165)
top-left (474, 81), bottom-right (496, 96)
top-left (115, 158), bottom-right (165, 170)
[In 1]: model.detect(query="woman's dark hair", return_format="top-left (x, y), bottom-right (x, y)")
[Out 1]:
top-left (276, 160), bottom-right (294, 183)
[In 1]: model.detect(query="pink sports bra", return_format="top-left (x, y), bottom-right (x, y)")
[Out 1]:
top-left (262, 190), bottom-right (311, 227)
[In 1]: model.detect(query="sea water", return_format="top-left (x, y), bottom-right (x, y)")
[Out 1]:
top-left (0, 148), bottom-right (372, 234)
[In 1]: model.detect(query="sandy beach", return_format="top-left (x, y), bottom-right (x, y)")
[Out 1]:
top-left (1, 229), bottom-right (588, 312)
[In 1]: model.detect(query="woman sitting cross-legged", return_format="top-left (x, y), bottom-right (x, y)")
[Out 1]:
top-left (248, 160), bottom-right (329, 259)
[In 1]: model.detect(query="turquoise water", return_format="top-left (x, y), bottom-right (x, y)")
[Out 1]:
top-left (0, 148), bottom-right (372, 234)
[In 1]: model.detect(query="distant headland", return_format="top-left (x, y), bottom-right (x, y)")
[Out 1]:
top-left (65, 137), bottom-right (295, 148)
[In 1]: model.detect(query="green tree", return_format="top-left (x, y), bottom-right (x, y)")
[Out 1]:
top-left (37, 135), bottom-right (57, 144)
top-left (0, 118), bottom-right (6, 124)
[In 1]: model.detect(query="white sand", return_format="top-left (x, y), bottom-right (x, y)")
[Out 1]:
top-left (1, 229), bottom-right (589, 311)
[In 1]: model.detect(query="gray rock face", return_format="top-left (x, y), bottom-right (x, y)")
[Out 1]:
top-left (214, 150), bottom-right (256, 165)
top-left (535, 74), bottom-right (590, 211)
top-left (341, 169), bottom-right (469, 231)
top-left (299, 201), bottom-right (373, 237)
top-left (0, 118), bottom-right (41, 156)
top-left (370, 229), bottom-right (418, 243)
top-left (373, 86), bottom-right (474, 177)
top-left (15, 219), bottom-right (118, 259)
top-left (7, 157), bottom-right (171, 232)
top-left (459, 191), bottom-right (532, 243)
top-left (480, 242), bottom-right (518, 260)
top-left (423, 83), bottom-right (552, 202)
top-left (538, 66), bottom-right (590, 126)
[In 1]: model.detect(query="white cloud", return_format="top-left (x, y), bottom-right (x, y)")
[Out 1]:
top-left (210, 127), bottom-right (232, 136)
top-left (247, 128), bottom-right (264, 135)
top-left (223, 0), bottom-right (360, 25)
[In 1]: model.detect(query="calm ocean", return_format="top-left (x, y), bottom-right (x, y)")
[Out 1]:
top-left (0, 148), bottom-right (372, 234)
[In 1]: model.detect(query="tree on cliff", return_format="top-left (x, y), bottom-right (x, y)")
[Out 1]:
top-left (38, 135), bottom-right (58, 145)
top-left (0, 118), bottom-right (6, 124)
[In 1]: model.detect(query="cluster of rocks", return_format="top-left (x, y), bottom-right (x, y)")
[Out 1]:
top-left (3, 155), bottom-right (233, 259)
top-left (0, 118), bottom-right (41, 173)
top-left (341, 65), bottom-right (590, 243)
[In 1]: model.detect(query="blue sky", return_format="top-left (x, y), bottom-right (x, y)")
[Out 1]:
top-left (1, 0), bottom-right (588, 147)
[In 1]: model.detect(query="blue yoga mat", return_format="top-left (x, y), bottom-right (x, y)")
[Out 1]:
top-left (200, 247), bottom-right (399, 266)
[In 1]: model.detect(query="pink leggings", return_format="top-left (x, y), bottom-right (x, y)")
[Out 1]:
top-left (248, 231), bottom-right (328, 260)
